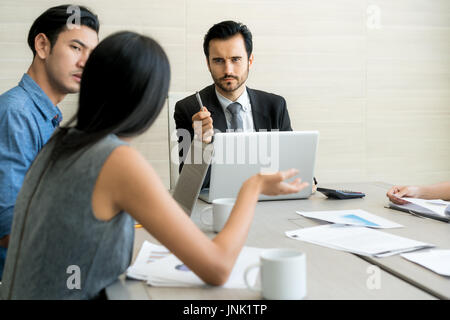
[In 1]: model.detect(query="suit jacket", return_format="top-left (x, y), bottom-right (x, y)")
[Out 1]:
top-left (174, 84), bottom-right (292, 188)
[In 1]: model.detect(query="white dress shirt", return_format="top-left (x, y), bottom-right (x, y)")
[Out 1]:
top-left (215, 88), bottom-right (254, 132)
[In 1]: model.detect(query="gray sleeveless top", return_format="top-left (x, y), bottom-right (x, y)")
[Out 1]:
top-left (0, 131), bottom-right (134, 299)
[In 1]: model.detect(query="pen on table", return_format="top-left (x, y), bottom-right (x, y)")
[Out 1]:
top-left (195, 91), bottom-right (204, 111)
top-left (135, 224), bottom-right (143, 228)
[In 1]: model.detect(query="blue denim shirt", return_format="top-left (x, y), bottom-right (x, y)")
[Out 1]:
top-left (0, 74), bottom-right (62, 278)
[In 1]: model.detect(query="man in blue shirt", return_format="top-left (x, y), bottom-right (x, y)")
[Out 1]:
top-left (0, 5), bottom-right (100, 279)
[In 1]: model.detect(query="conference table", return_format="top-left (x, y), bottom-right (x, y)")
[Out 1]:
top-left (106, 182), bottom-right (449, 300)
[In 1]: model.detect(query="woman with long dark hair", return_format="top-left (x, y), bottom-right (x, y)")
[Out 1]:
top-left (0, 31), bottom-right (307, 299)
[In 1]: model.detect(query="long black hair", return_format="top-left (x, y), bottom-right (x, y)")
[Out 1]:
top-left (51, 31), bottom-right (171, 159)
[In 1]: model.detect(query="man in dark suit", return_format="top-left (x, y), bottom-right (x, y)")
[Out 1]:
top-left (174, 20), bottom-right (292, 188)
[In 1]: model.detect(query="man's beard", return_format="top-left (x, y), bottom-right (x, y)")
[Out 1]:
top-left (212, 67), bottom-right (249, 93)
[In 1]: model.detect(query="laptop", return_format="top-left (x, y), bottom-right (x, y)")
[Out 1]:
top-left (199, 131), bottom-right (319, 203)
top-left (172, 140), bottom-right (213, 216)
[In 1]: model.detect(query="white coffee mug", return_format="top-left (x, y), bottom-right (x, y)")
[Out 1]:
top-left (200, 198), bottom-right (235, 232)
top-left (244, 248), bottom-right (307, 300)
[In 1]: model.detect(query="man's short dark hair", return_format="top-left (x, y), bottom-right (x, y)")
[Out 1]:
top-left (203, 21), bottom-right (253, 59)
top-left (27, 5), bottom-right (100, 57)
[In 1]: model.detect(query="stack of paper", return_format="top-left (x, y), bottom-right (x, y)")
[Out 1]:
top-left (401, 249), bottom-right (450, 277)
top-left (286, 224), bottom-right (434, 258)
top-left (400, 198), bottom-right (450, 217)
top-left (127, 241), bottom-right (264, 288)
top-left (388, 198), bottom-right (450, 222)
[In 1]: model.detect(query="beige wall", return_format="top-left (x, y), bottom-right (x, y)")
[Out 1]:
top-left (1, 0), bottom-right (449, 189)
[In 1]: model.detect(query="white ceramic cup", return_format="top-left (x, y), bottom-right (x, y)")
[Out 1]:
top-left (200, 198), bottom-right (235, 232)
top-left (244, 248), bottom-right (307, 300)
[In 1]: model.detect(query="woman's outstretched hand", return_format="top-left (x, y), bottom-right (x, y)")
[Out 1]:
top-left (257, 169), bottom-right (309, 196)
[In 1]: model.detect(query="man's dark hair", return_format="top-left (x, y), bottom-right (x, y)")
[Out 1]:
top-left (27, 4), bottom-right (100, 57)
top-left (203, 20), bottom-right (253, 59)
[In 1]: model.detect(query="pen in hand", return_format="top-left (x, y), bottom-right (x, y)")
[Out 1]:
top-left (194, 91), bottom-right (213, 143)
top-left (195, 91), bottom-right (204, 111)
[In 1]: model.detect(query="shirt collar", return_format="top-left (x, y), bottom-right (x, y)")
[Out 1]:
top-left (19, 73), bottom-right (63, 124)
top-left (215, 87), bottom-right (251, 114)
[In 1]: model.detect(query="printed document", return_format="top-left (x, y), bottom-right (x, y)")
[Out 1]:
top-left (127, 241), bottom-right (264, 288)
top-left (401, 249), bottom-right (450, 277)
top-left (296, 209), bottom-right (402, 228)
top-left (286, 224), bottom-right (434, 257)
top-left (127, 241), bottom-right (171, 281)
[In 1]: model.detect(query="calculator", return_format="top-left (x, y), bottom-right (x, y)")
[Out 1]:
top-left (317, 187), bottom-right (365, 199)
